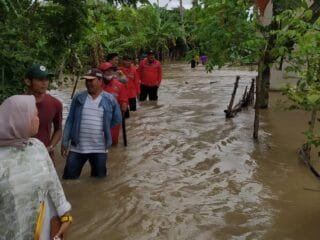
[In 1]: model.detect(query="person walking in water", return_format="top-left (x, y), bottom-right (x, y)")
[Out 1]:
top-left (61, 68), bottom-right (122, 179)
top-left (98, 62), bottom-right (128, 146)
top-left (195, 54), bottom-right (200, 65)
top-left (106, 52), bottom-right (127, 84)
top-left (137, 50), bottom-right (162, 101)
top-left (120, 55), bottom-right (140, 113)
top-left (24, 64), bottom-right (63, 164)
top-left (190, 56), bottom-right (196, 69)
top-left (200, 55), bottom-right (208, 65)
top-left (0, 95), bottom-right (72, 239)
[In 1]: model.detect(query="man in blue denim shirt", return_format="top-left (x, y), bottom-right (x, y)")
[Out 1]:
top-left (61, 68), bottom-right (122, 179)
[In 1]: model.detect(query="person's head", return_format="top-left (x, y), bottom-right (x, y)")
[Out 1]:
top-left (122, 55), bottom-right (132, 68)
top-left (0, 95), bottom-right (39, 148)
top-left (81, 68), bottom-right (104, 95)
top-left (147, 50), bottom-right (155, 63)
top-left (106, 53), bottom-right (119, 67)
top-left (98, 62), bottom-right (114, 84)
top-left (24, 64), bottom-right (51, 94)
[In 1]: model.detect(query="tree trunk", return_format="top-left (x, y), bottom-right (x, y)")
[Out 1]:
top-left (259, 59), bottom-right (270, 109)
top-left (304, 110), bottom-right (318, 161)
top-left (310, 1), bottom-right (320, 23)
top-left (253, 60), bottom-right (263, 140)
top-left (57, 57), bottom-right (66, 82)
top-left (179, 0), bottom-right (183, 23)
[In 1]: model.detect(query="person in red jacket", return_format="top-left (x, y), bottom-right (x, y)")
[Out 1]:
top-left (120, 55), bottom-right (140, 112)
top-left (106, 52), bottom-right (127, 85)
top-left (98, 62), bottom-right (128, 146)
top-left (106, 52), bottom-right (120, 68)
top-left (138, 50), bottom-right (162, 101)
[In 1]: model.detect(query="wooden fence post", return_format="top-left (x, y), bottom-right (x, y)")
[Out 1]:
top-left (225, 76), bottom-right (240, 118)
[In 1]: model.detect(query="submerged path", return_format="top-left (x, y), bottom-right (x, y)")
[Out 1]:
top-left (52, 63), bottom-right (320, 240)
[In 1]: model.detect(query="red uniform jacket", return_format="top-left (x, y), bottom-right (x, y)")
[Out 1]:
top-left (103, 79), bottom-right (128, 109)
top-left (120, 65), bottom-right (140, 98)
top-left (138, 58), bottom-right (162, 87)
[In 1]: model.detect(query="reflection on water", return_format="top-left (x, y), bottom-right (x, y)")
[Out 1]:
top-left (51, 64), bottom-right (320, 240)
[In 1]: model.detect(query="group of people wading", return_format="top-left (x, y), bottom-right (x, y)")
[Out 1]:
top-left (0, 50), bottom-right (162, 239)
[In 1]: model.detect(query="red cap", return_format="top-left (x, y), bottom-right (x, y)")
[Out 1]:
top-left (98, 62), bottom-right (113, 71)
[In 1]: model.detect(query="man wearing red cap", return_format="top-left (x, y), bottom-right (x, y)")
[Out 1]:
top-left (98, 62), bottom-right (128, 146)
top-left (137, 50), bottom-right (162, 101)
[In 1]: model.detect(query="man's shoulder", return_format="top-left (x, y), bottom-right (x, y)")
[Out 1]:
top-left (101, 91), bottom-right (117, 104)
top-left (73, 91), bottom-right (88, 100)
top-left (130, 65), bottom-right (137, 71)
top-left (112, 79), bottom-right (125, 87)
top-left (155, 60), bottom-right (161, 66)
top-left (45, 94), bottom-right (62, 106)
top-left (143, 59), bottom-right (161, 67)
top-left (38, 94), bottom-right (62, 111)
top-left (140, 58), bottom-right (148, 65)
top-left (101, 91), bottom-right (115, 99)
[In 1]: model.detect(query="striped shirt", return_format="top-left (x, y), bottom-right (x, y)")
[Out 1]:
top-left (70, 94), bottom-right (106, 153)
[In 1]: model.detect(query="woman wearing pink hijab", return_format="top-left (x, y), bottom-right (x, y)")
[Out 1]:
top-left (0, 95), bottom-right (72, 240)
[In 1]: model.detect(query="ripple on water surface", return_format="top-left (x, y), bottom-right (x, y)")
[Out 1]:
top-left (51, 64), bottom-right (275, 240)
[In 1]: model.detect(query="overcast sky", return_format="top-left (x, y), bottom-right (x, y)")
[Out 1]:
top-left (148, 0), bottom-right (193, 9)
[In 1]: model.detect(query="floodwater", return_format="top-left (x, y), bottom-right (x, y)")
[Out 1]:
top-left (52, 63), bottom-right (320, 240)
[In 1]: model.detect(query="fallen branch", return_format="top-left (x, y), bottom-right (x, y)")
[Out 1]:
top-left (224, 77), bottom-right (255, 118)
top-left (224, 76), bottom-right (240, 118)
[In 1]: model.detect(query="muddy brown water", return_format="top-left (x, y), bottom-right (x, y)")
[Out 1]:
top-left (51, 63), bottom-right (320, 240)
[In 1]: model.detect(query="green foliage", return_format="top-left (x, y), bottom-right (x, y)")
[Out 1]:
top-left (305, 130), bottom-right (320, 147)
top-left (79, 3), bottom-right (185, 65)
top-left (0, 0), bottom-right (88, 102)
top-left (275, 4), bottom-right (320, 147)
top-left (1, 0), bottom-right (314, 105)
top-left (188, 0), bottom-right (266, 71)
top-left (276, 8), bottom-right (320, 111)
top-left (273, 0), bottom-right (308, 14)
top-left (186, 0), bottom-right (308, 71)
top-left (0, 0), bottom-right (186, 103)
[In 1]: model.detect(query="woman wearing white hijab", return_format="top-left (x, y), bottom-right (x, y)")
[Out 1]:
top-left (0, 95), bottom-right (72, 240)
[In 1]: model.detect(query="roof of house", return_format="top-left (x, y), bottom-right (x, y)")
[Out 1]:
top-left (255, 0), bottom-right (270, 16)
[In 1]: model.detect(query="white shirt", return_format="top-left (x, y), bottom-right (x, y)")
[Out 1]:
top-left (70, 94), bottom-right (106, 153)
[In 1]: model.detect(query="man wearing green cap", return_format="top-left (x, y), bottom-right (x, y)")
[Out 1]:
top-left (24, 64), bottom-right (63, 164)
